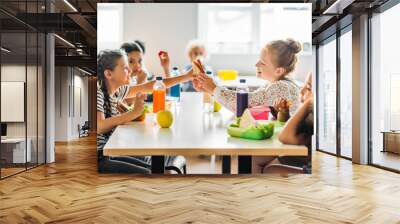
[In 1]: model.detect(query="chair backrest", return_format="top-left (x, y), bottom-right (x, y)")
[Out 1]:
top-left (82, 121), bottom-right (90, 129)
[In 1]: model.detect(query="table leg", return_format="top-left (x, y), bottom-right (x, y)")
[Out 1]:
top-left (382, 133), bottom-right (386, 152)
top-left (151, 156), bottom-right (165, 174)
top-left (222, 156), bottom-right (231, 174)
top-left (238, 156), bottom-right (252, 174)
top-left (304, 147), bottom-right (312, 174)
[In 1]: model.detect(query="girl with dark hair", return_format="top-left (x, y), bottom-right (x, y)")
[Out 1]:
top-left (261, 73), bottom-right (314, 173)
top-left (97, 49), bottom-right (193, 173)
top-left (120, 40), bottom-right (151, 85)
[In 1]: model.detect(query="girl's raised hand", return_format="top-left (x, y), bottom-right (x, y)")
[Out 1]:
top-left (158, 51), bottom-right (170, 70)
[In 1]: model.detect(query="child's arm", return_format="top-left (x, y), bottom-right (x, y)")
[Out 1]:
top-left (278, 98), bottom-right (313, 145)
top-left (193, 72), bottom-right (271, 112)
top-left (125, 69), bottom-right (194, 98)
top-left (212, 82), bottom-right (292, 113)
top-left (97, 94), bottom-right (145, 134)
top-left (97, 110), bottom-right (140, 134)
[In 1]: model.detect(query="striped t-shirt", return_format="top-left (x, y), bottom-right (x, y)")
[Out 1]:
top-left (97, 83), bottom-right (129, 151)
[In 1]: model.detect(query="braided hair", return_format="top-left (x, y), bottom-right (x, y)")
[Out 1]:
top-left (97, 50), bottom-right (125, 118)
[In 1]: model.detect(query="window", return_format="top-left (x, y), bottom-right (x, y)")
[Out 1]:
top-left (198, 3), bottom-right (311, 55)
top-left (0, 2), bottom-right (46, 179)
top-left (317, 37), bottom-right (337, 154)
top-left (97, 4), bottom-right (123, 51)
top-left (339, 28), bottom-right (352, 158)
top-left (390, 74), bottom-right (400, 130)
top-left (370, 2), bottom-right (400, 171)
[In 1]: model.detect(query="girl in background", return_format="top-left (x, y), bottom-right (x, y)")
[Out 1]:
top-left (182, 39), bottom-right (213, 92)
top-left (120, 40), bottom-right (150, 85)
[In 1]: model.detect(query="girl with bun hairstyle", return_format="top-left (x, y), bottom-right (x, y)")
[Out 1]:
top-left (193, 38), bottom-right (302, 114)
top-left (192, 39), bottom-right (303, 173)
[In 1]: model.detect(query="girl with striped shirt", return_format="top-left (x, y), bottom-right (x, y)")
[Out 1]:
top-left (97, 50), bottom-right (193, 173)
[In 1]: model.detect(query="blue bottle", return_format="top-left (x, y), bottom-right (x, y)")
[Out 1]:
top-left (236, 79), bottom-right (249, 117)
top-left (170, 67), bottom-right (181, 98)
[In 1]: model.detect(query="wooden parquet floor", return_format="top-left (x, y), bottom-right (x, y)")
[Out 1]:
top-left (1, 135), bottom-right (400, 224)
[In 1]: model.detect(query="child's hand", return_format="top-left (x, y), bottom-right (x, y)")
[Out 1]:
top-left (132, 93), bottom-right (146, 114)
top-left (158, 51), bottom-right (170, 70)
top-left (304, 94), bottom-right (314, 107)
top-left (195, 72), bottom-right (216, 94)
top-left (136, 70), bottom-right (147, 84)
top-left (193, 78), bottom-right (206, 92)
top-left (273, 98), bottom-right (291, 112)
top-left (117, 101), bottom-right (130, 113)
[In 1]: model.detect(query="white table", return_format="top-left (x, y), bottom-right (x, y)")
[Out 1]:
top-left (1, 138), bottom-right (31, 164)
top-left (104, 92), bottom-right (308, 174)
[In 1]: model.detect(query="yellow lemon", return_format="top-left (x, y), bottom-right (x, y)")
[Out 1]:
top-left (157, 110), bottom-right (173, 128)
top-left (214, 101), bottom-right (222, 112)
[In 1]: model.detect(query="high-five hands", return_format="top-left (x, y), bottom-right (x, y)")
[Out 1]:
top-left (193, 71), bottom-right (217, 95)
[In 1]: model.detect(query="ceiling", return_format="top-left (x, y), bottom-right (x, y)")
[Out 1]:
top-left (0, 0), bottom-right (393, 75)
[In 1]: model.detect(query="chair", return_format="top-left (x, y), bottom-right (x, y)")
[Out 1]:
top-left (111, 155), bottom-right (187, 174)
top-left (78, 121), bottom-right (90, 138)
top-left (165, 155), bottom-right (187, 174)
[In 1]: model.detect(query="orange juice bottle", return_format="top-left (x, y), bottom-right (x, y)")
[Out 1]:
top-left (153, 76), bottom-right (166, 113)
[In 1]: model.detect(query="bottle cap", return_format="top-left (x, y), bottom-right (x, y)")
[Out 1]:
top-left (239, 79), bottom-right (246, 83)
top-left (172, 67), bottom-right (178, 70)
top-left (206, 71), bottom-right (212, 75)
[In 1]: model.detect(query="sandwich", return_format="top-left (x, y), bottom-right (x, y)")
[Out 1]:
top-left (192, 58), bottom-right (205, 76)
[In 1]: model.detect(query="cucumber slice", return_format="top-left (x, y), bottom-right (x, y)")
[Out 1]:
top-left (227, 126), bottom-right (242, 138)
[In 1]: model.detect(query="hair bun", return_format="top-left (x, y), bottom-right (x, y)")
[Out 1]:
top-left (286, 38), bottom-right (301, 54)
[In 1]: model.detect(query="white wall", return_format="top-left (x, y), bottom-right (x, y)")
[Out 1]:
top-left (118, 3), bottom-right (312, 82)
top-left (97, 3), bottom-right (124, 52)
top-left (54, 67), bottom-right (89, 141)
top-left (55, 67), bottom-right (69, 141)
top-left (1, 64), bottom-right (46, 163)
top-left (122, 3), bottom-right (198, 77)
top-left (1, 65), bottom-right (27, 138)
top-left (1, 65), bottom-right (41, 138)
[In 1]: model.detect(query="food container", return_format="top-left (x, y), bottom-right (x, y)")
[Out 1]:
top-left (249, 106), bottom-right (270, 120)
top-left (217, 69), bottom-right (238, 81)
